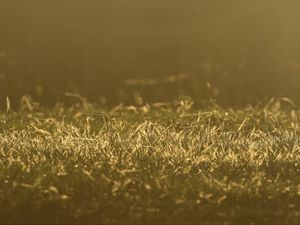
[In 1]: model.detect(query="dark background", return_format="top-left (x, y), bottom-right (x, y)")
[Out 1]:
top-left (1, 1), bottom-right (300, 107)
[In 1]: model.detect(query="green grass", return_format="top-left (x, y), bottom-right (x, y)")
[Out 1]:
top-left (1, 98), bottom-right (300, 224)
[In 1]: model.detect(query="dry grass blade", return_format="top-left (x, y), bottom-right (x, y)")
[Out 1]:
top-left (1, 102), bottom-right (300, 224)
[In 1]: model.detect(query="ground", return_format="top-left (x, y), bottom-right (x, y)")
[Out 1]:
top-left (1, 99), bottom-right (300, 224)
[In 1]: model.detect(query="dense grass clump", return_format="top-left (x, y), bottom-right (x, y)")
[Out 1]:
top-left (1, 99), bottom-right (300, 224)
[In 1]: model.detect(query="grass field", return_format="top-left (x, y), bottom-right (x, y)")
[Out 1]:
top-left (1, 97), bottom-right (300, 224)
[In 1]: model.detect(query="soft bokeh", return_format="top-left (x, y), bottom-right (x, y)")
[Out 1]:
top-left (1, 1), bottom-right (300, 106)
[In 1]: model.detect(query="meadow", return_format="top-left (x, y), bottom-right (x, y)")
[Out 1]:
top-left (1, 96), bottom-right (300, 224)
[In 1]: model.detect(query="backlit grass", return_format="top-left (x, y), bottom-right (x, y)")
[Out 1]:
top-left (1, 98), bottom-right (300, 224)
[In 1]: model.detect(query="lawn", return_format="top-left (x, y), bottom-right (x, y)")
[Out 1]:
top-left (1, 97), bottom-right (300, 224)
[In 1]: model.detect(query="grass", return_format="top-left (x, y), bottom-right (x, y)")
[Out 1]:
top-left (1, 97), bottom-right (300, 224)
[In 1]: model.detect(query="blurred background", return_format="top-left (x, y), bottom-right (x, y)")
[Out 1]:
top-left (1, 1), bottom-right (300, 107)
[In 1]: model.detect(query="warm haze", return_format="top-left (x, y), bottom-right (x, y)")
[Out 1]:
top-left (1, 1), bottom-right (300, 224)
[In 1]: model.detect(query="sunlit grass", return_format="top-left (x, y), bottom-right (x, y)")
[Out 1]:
top-left (1, 97), bottom-right (300, 224)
